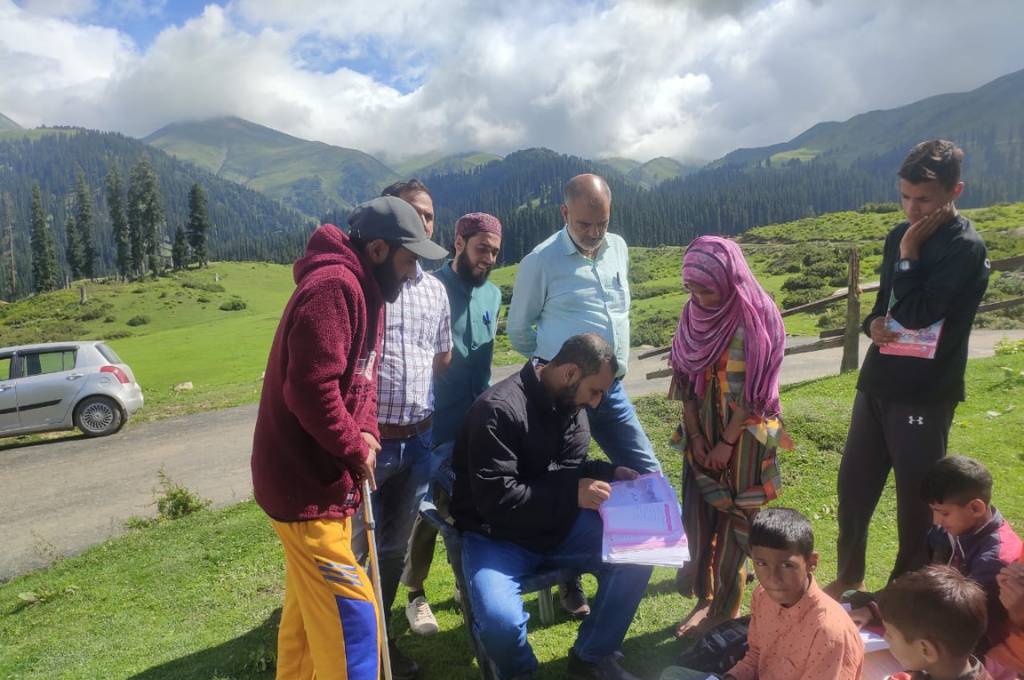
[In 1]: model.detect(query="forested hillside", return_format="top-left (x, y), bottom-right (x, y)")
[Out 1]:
top-left (0, 128), bottom-right (313, 299)
top-left (713, 68), bottom-right (1024, 207)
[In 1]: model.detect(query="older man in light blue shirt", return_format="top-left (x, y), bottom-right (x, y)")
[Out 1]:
top-left (507, 173), bottom-right (661, 618)
top-left (508, 224), bottom-right (632, 374)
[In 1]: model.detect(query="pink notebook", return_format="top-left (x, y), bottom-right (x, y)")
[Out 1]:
top-left (879, 315), bottom-right (943, 359)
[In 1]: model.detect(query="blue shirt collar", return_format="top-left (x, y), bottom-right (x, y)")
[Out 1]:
top-left (559, 225), bottom-right (608, 259)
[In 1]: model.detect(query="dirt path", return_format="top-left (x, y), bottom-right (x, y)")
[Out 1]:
top-left (2, 329), bottom-right (1020, 582)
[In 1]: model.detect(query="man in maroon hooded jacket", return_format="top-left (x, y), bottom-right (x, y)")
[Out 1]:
top-left (252, 195), bottom-right (447, 680)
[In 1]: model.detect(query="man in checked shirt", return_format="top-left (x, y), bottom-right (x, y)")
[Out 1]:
top-left (352, 179), bottom-right (452, 679)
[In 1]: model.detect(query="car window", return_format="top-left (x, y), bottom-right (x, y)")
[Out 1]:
top-left (22, 350), bottom-right (77, 377)
top-left (96, 343), bottom-right (123, 364)
top-left (0, 355), bottom-right (10, 381)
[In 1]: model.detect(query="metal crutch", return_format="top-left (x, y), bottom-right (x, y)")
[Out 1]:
top-left (362, 478), bottom-right (393, 680)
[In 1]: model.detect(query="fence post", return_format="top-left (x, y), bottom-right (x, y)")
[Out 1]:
top-left (841, 248), bottom-right (860, 373)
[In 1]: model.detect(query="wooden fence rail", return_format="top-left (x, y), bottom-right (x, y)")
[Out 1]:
top-left (644, 251), bottom-right (1024, 381)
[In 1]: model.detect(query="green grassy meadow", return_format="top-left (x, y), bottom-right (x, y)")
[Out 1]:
top-left (488, 200), bottom-right (1024, 353)
top-left (2, 201), bottom-right (1020, 431)
top-left (0, 262), bottom-right (294, 426)
top-left (2, 351), bottom-right (1022, 679)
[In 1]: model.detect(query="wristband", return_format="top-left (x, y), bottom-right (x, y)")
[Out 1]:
top-left (722, 433), bottom-right (739, 447)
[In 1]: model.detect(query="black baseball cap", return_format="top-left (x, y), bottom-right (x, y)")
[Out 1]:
top-left (347, 196), bottom-right (448, 260)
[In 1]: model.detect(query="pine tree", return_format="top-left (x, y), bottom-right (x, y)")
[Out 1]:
top-left (186, 182), bottom-right (211, 267)
top-left (127, 161), bottom-right (148, 276)
top-left (106, 165), bottom-right (131, 280)
top-left (75, 171), bottom-right (96, 279)
top-left (65, 213), bottom-right (82, 280)
top-left (172, 226), bottom-right (189, 270)
top-left (30, 185), bottom-right (59, 293)
top-left (1, 192), bottom-right (15, 298)
top-left (127, 158), bottom-right (163, 277)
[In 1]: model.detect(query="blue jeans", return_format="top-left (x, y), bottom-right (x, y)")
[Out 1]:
top-left (461, 510), bottom-right (653, 679)
top-left (352, 428), bottom-right (432, 625)
top-left (587, 379), bottom-right (661, 474)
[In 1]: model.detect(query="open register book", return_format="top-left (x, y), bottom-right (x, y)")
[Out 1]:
top-left (599, 473), bottom-right (689, 568)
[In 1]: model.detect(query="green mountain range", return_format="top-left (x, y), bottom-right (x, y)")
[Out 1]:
top-left (144, 117), bottom-right (398, 217)
top-left (597, 156), bottom-right (695, 187)
top-left (0, 112), bottom-right (22, 132)
top-left (713, 67), bottom-right (1024, 173)
top-left (627, 157), bottom-right (697, 187)
top-left (391, 151), bottom-right (502, 177)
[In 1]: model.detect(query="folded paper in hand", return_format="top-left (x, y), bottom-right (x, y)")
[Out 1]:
top-left (879, 315), bottom-right (943, 359)
top-left (599, 473), bottom-right (689, 568)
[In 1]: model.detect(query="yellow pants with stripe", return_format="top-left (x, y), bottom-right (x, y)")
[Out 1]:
top-left (272, 517), bottom-right (381, 680)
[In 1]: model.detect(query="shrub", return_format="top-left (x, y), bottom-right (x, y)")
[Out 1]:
top-left (124, 516), bottom-right (156, 530)
top-left (126, 315), bottom-right (150, 327)
top-left (197, 296), bottom-right (210, 303)
top-left (155, 469), bottom-right (211, 520)
top-left (782, 287), bottom-right (829, 310)
top-left (104, 330), bottom-right (132, 340)
top-left (181, 280), bottom-right (225, 293)
top-left (632, 312), bottom-right (677, 347)
top-left (103, 315), bottom-right (116, 323)
top-left (805, 261), bottom-right (846, 280)
top-left (1, 321), bottom-right (87, 344)
top-left (816, 304), bottom-right (847, 330)
top-left (632, 282), bottom-right (678, 300)
top-left (219, 299), bottom-right (247, 311)
top-left (76, 302), bottom-right (113, 322)
top-left (858, 202), bottom-right (901, 214)
top-left (995, 338), bottom-right (1024, 356)
top-left (782, 275), bottom-right (828, 292)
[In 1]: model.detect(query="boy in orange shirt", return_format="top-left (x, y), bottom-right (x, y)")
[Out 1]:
top-left (723, 508), bottom-right (863, 680)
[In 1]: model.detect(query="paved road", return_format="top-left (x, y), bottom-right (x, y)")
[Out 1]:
top-left (2, 329), bottom-right (1021, 582)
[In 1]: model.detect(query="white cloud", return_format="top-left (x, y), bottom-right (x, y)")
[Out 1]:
top-left (20, 0), bottom-right (96, 17)
top-left (0, 0), bottom-right (1022, 161)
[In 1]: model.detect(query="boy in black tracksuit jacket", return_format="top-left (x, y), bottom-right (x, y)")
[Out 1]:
top-left (828, 140), bottom-right (990, 597)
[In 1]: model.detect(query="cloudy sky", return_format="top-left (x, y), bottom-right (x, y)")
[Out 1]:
top-left (1, 0), bottom-right (1022, 162)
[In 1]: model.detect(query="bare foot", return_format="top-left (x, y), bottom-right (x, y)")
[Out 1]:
top-left (673, 599), bottom-right (710, 638)
top-left (690, 611), bottom-right (734, 637)
top-left (823, 579), bottom-right (864, 601)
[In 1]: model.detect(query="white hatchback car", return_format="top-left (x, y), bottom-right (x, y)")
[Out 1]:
top-left (0, 341), bottom-right (144, 438)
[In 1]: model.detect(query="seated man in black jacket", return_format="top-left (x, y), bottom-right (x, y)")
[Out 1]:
top-left (451, 333), bottom-right (652, 680)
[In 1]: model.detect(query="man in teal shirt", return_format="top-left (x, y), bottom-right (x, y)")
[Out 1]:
top-left (401, 212), bottom-right (503, 635)
top-left (508, 174), bottom-right (660, 617)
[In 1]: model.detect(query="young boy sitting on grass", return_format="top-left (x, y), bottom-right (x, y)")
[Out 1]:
top-left (722, 508), bottom-right (863, 680)
top-left (848, 455), bottom-right (1022, 653)
top-left (922, 456), bottom-right (1021, 651)
top-left (876, 565), bottom-right (992, 680)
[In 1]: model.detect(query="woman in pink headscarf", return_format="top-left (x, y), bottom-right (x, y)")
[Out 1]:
top-left (669, 235), bottom-right (791, 638)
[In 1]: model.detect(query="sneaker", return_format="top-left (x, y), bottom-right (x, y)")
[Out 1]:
top-left (566, 649), bottom-right (640, 680)
top-left (559, 576), bottom-right (591, 618)
top-left (405, 595), bottom-right (439, 636)
top-left (387, 639), bottom-right (420, 680)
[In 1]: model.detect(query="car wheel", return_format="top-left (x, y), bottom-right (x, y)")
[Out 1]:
top-left (74, 396), bottom-right (124, 437)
